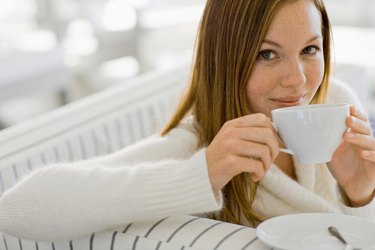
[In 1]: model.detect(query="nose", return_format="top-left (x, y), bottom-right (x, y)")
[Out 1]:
top-left (280, 59), bottom-right (306, 88)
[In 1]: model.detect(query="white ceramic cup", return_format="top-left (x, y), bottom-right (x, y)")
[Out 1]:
top-left (271, 103), bottom-right (350, 164)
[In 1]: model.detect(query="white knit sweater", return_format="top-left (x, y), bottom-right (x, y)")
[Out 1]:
top-left (0, 80), bottom-right (374, 241)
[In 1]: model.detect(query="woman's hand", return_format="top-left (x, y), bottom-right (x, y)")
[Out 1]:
top-left (205, 114), bottom-right (280, 194)
top-left (328, 105), bottom-right (375, 207)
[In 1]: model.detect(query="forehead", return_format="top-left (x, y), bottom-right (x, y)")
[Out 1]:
top-left (266, 0), bottom-right (322, 41)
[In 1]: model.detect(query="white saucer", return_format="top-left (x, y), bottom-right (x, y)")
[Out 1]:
top-left (256, 213), bottom-right (375, 250)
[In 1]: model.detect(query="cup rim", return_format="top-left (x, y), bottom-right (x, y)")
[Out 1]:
top-left (271, 103), bottom-right (350, 114)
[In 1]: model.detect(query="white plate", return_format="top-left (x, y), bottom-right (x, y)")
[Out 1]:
top-left (256, 213), bottom-right (375, 250)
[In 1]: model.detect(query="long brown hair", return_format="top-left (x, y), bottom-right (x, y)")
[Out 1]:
top-left (162, 0), bottom-right (332, 225)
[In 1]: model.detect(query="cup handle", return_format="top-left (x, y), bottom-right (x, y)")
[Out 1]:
top-left (272, 122), bottom-right (294, 155)
top-left (280, 148), bottom-right (294, 155)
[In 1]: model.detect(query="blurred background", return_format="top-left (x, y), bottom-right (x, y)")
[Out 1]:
top-left (0, 0), bottom-right (374, 131)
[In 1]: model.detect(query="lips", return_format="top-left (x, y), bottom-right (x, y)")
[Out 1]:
top-left (270, 95), bottom-right (306, 107)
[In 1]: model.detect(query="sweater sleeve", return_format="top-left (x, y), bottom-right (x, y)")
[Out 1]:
top-left (337, 186), bottom-right (375, 221)
top-left (0, 126), bottom-right (222, 241)
top-left (61, 122), bottom-right (204, 168)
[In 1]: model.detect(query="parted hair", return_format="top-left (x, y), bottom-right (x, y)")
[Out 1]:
top-left (162, 0), bottom-right (332, 225)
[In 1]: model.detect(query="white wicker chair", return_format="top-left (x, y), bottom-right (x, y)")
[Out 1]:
top-left (0, 64), bottom-right (189, 196)
top-left (0, 63), bottom-right (267, 250)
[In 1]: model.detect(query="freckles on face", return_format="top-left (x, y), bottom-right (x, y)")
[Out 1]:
top-left (246, 0), bottom-right (325, 117)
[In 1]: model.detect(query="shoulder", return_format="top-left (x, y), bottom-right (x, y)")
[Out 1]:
top-left (326, 78), bottom-right (364, 111)
top-left (176, 116), bottom-right (199, 132)
top-left (161, 116), bottom-right (200, 149)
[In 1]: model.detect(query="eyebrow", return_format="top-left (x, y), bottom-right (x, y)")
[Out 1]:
top-left (262, 35), bottom-right (323, 48)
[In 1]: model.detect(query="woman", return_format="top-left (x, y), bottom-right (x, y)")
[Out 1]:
top-left (1, 0), bottom-right (374, 241)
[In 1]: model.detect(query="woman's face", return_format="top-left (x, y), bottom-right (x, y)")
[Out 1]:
top-left (246, 0), bottom-right (325, 117)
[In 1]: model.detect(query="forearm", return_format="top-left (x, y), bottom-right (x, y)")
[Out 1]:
top-left (88, 125), bottom-right (201, 168)
top-left (0, 150), bottom-right (221, 241)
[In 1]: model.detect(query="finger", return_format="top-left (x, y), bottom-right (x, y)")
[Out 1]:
top-left (229, 113), bottom-right (273, 129)
top-left (229, 155), bottom-right (264, 178)
top-left (346, 116), bottom-right (372, 135)
top-left (249, 144), bottom-right (272, 172)
top-left (362, 150), bottom-right (375, 162)
top-left (236, 156), bottom-right (265, 182)
top-left (232, 127), bottom-right (280, 160)
top-left (344, 132), bottom-right (375, 150)
top-left (350, 105), bottom-right (368, 122)
top-left (232, 141), bottom-right (272, 171)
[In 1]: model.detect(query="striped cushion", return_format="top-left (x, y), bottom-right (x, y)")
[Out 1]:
top-left (1, 215), bottom-right (267, 250)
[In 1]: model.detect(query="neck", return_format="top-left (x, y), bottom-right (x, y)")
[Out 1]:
top-left (274, 153), bottom-right (297, 180)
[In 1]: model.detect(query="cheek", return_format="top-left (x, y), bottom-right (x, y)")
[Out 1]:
top-left (246, 70), bottom-right (276, 113)
top-left (306, 59), bottom-right (325, 90)
top-left (312, 59), bottom-right (325, 81)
